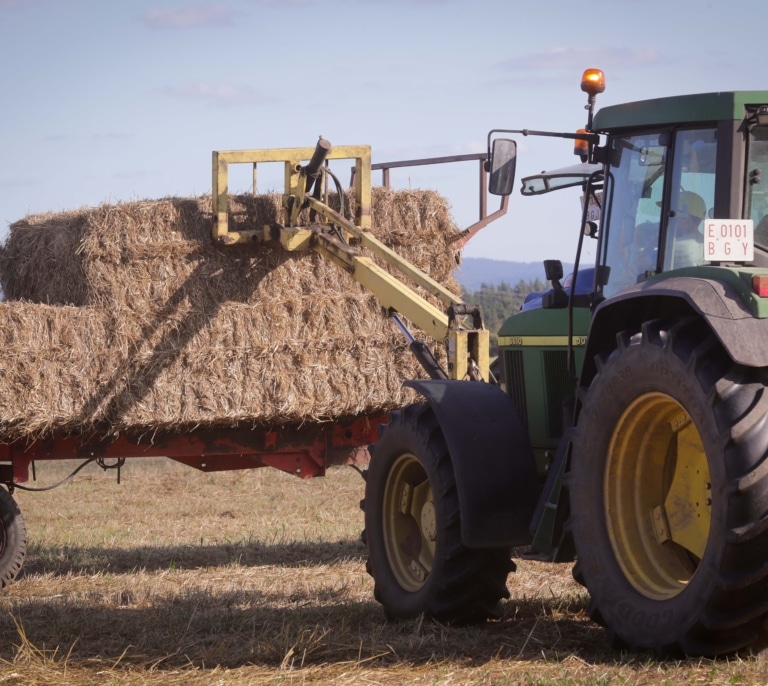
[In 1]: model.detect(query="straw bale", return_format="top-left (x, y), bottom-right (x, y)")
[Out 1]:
top-left (0, 209), bottom-right (90, 306)
top-left (0, 189), bottom-right (463, 439)
top-left (80, 303), bottom-right (421, 435)
top-left (0, 302), bottom-right (109, 437)
top-left (0, 189), bottom-right (461, 310)
top-left (0, 300), bottom-right (421, 439)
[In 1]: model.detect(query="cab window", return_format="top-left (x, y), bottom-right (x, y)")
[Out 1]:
top-left (599, 128), bottom-right (717, 299)
top-left (747, 124), bottom-right (768, 248)
top-left (600, 133), bottom-right (666, 298)
top-left (662, 128), bottom-right (716, 271)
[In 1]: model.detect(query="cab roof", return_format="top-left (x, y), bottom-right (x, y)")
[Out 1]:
top-left (592, 91), bottom-right (768, 132)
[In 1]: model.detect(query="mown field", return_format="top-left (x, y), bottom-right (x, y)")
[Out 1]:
top-left (0, 457), bottom-right (765, 684)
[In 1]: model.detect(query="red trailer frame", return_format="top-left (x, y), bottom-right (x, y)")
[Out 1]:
top-left (0, 412), bottom-right (388, 487)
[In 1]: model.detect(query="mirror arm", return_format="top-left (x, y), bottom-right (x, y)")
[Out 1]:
top-left (486, 128), bottom-right (599, 158)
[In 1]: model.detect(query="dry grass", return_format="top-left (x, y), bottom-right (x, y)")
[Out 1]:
top-left (0, 459), bottom-right (766, 684)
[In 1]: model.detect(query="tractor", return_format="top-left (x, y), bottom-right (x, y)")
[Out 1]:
top-left (361, 70), bottom-right (768, 657)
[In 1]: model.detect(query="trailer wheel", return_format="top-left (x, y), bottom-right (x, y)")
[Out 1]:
top-left (570, 317), bottom-right (768, 656)
top-left (363, 403), bottom-right (512, 624)
top-left (0, 488), bottom-right (26, 588)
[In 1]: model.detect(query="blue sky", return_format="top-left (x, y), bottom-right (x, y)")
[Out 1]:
top-left (1, 0), bottom-right (765, 265)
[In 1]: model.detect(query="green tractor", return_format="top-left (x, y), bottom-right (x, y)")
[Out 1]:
top-left (363, 69), bottom-right (768, 656)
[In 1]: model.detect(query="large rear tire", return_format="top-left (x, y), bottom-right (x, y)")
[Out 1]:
top-left (0, 487), bottom-right (26, 588)
top-left (363, 403), bottom-right (513, 623)
top-left (570, 317), bottom-right (768, 656)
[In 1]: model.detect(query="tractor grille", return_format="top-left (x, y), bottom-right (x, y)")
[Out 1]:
top-left (503, 348), bottom-right (575, 442)
top-left (543, 350), bottom-right (573, 439)
top-left (503, 349), bottom-right (528, 426)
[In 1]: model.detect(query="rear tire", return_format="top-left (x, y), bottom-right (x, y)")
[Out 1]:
top-left (570, 317), bottom-right (768, 656)
top-left (363, 403), bottom-right (513, 624)
top-left (0, 488), bottom-right (26, 588)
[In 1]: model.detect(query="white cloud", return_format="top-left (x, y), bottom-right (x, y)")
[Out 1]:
top-left (165, 81), bottom-right (275, 105)
top-left (0, 0), bottom-right (52, 9)
top-left (246, 0), bottom-right (311, 5)
top-left (141, 3), bottom-right (236, 29)
top-left (0, 177), bottom-right (41, 188)
top-left (43, 133), bottom-right (135, 144)
top-left (113, 169), bottom-right (155, 180)
top-left (365, 0), bottom-right (452, 3)
top-left (499, 46), bottom-right (665, 73)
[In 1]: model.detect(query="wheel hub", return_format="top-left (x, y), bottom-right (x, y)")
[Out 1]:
top-left (383, 453), bottom-right (436, 592)
top-left (605, 392), bottom-right (711, 600)
top-left (420, 501), bottom-right (437, 542)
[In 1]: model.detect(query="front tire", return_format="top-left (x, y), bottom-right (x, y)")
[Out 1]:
top-left (570, 317), bottom-right (768, 656)
top-left (364, 403), bottom-right (512, 624)
top-left (0, 487), bottom-right (26, 588)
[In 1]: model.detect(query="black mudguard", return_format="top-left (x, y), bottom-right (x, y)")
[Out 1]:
top-left (405, 379), bottom-right (540, 549)
top-left (583, 275), bottom-right (768, 387)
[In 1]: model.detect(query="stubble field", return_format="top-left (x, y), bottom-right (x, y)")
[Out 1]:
top-left (0, 458), bottom-right (765, 685)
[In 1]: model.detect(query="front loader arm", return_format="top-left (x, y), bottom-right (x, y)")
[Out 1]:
top-left (211, 140), bottom-right (489, 381)
top-left (308, 223), bottom-right (451, 342)
top-left (305, 197), bottom-right (464, 311)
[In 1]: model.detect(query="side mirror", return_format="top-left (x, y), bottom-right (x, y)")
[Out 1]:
top-left (541, 259), bottom-right (568, 309)
top-left (488, 138), bottom-right (517, 196)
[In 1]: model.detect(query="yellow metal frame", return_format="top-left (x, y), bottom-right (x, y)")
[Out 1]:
top-left (210, 144), bottom-right (489, 381)
top-left (212, 145), bottom-right (371, 244)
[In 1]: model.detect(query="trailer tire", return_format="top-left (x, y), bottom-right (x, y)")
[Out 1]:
top-left (0, 488), bottom-right (26, 588)
top-left (363, 403), bottom-right (513, 624)
top-left (569, 317), bottom-right (768, 656)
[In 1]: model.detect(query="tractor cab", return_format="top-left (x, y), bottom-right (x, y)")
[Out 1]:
top-left (491, 87), bottom-right (768, 305)
top-left (591, 94), bottom-right (768, 299)
top-left (488, 74), bottom-right (768, 517)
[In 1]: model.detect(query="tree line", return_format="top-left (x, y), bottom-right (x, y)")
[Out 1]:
top-left (462, 279), bottom-right (547, 356)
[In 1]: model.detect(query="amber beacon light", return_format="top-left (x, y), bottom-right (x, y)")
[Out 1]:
top-left (581, 68), bottom-right (606, 96)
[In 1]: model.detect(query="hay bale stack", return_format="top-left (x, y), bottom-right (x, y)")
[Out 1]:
top-left (0, 190), bottom-right (460, 311)
top-left (0, 189), bottom-right (462, 440)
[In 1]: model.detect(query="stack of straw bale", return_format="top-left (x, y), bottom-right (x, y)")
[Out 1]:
top-left (0, 189), bottom-right (462, 440)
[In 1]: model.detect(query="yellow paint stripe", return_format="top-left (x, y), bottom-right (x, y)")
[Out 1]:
top-left (498, 335), bottom-right (587, 347)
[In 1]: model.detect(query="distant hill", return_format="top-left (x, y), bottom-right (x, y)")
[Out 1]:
top-left (454, 257), bottom-right (573, 292)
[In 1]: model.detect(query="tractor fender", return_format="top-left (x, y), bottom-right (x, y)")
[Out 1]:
top-left (404, 379), bottom-right (539, 549)
top-left (581, 275), bottom-right (768, 386)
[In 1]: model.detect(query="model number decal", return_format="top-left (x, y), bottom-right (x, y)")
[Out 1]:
top-left (499, 335), bottom-right (586, 347)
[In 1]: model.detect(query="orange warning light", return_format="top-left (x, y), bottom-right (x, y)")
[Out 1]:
top-left (581, 69), bottom-right (606, 96)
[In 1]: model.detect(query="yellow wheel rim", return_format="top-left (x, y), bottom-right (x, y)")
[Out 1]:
top-left (605, 392), bottom-right (711, 600)
top-left (383, 453), bottom-right (436, 592)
